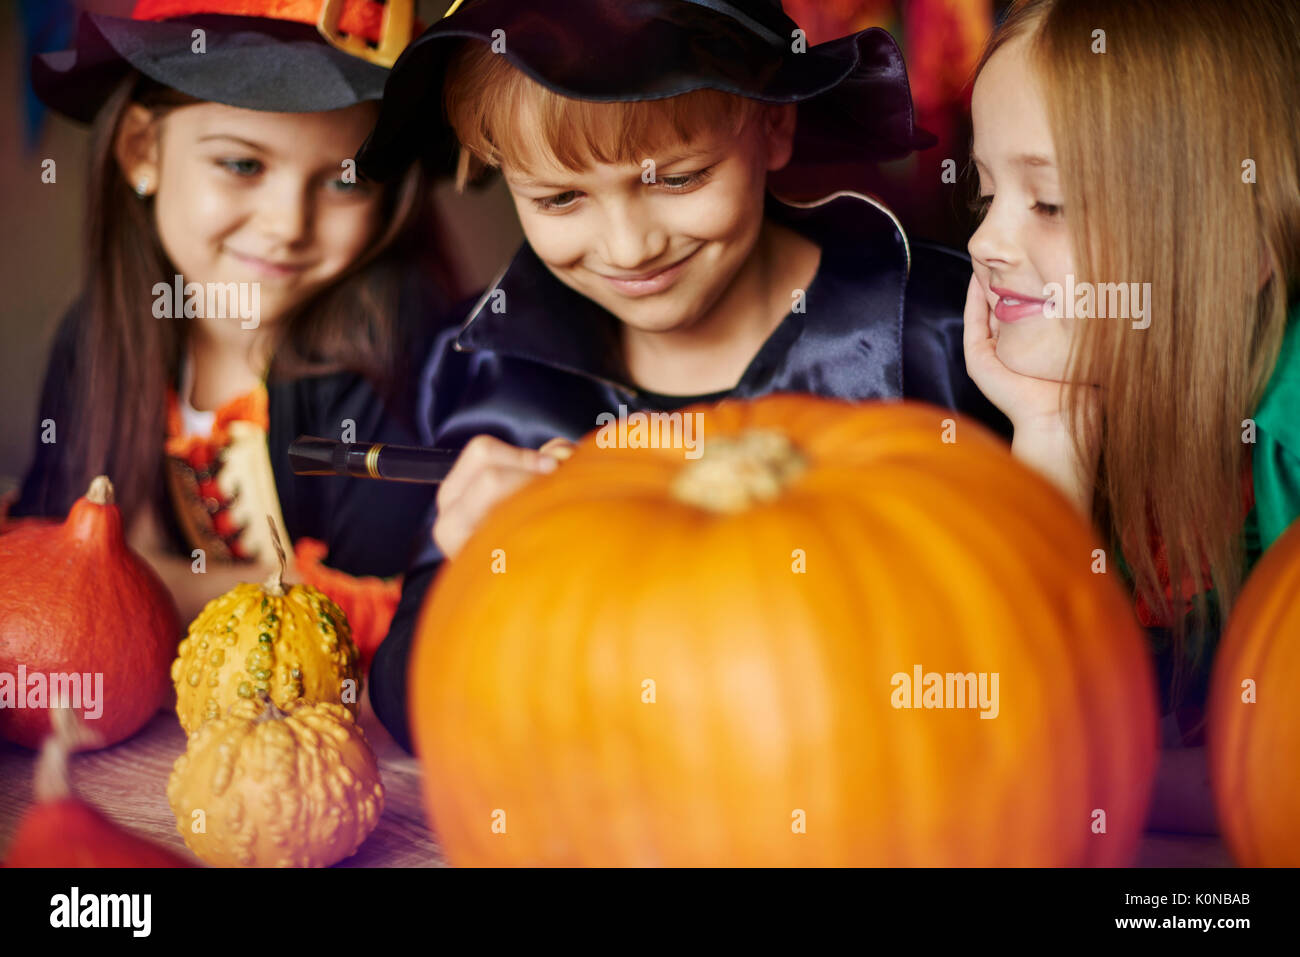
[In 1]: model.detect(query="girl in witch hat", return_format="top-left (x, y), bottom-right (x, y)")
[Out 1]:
top-left (8, 0), bottom-right (456, 666)
top-left (354, 0), bottom-right (1011, 752)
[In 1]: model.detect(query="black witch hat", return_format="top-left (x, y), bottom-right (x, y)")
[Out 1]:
top-left (356, 0), bottom-right (934, 183)
top-left (31, 0), bottom-right (419, 122)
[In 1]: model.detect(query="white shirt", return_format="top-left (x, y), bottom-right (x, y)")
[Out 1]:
top-left (177, 348), bottom-right (217, 438)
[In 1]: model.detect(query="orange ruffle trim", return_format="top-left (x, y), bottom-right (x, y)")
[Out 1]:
top-left (163, 383), bottom-right (399, 667)
top-left (164, 385), bottom-right (269, 459)
top-left (293, 537), bottom-right (401, 671)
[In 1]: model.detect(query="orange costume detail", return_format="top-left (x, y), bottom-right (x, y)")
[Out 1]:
top-left (1131, 465), bottom-right (1256, 629)
top-left (133, 0), bottom-right (388, 41)
top-left (163, 383), bottom-right (399, 668)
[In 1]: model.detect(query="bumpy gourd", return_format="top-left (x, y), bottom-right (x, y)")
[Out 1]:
top-left (171, 518), bottom-right (361, 734)
top-left (166, 695), bottom-right (384, 867)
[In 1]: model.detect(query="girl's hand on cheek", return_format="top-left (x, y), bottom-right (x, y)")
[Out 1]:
top-left (963, 274), bottom-right (1101, 514)
top-left (961, 273), bottom-right (1070, 434)
top-left (433, 435), bottom-right (576, 560)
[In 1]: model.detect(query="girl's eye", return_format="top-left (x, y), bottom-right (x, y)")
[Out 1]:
top-left (1033, 201), bottom-right (1064, 219)
top-left (326, 177), bottom-right (372, 196)
top-left (217, 158), bottom-right (262, 177)
top-left (533, 190), bottom-right (581, 212)
top-left (657, 166), bottom-right (715, 191)
top-left (968, 193), bottom-right (993, 221)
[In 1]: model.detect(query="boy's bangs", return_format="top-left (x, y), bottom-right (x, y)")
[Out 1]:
top-left (445, 42), bottom-right (762, 187)
top-left (507, 86), bottom-right (758, 174)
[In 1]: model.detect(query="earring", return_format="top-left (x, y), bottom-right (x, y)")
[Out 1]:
top-left (134, 177), bottom-right (151, 197)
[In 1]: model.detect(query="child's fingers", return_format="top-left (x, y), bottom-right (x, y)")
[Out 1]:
top-left (433, 463), bottom-right (543, 560)
top-left (437, 434), bottom-right (557, 510)
top-left (538, 437), bottom-right (577, 461)
top-left (962, 272), bottom-right (996, 359)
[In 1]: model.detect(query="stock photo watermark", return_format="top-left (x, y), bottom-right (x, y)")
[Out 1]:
top-left (594, 405), bottom-right (704, 459)
top-left (0, 667), bottom-right (104, 720)
top-left (1042, 274), bottom-right (1152, 329)
top-left (152, 274), bottom-right (261, 329)
top-left (891, 664), bottom-right (1000, 719)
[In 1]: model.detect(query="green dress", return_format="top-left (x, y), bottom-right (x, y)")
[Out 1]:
top-left (1243, 300), bottom-right (1300, 562)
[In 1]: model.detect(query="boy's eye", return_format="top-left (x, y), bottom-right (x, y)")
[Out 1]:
top-left (657, 166), bottom-right (715, 191)
top-left (217, 158), bottom-right (263, 177)
top-left (533, 190), bottom-right (581, 211)
top-left (968, 193), bottom-right (993, 222)
top-left (1033, 201), bottom-right (1064, 219)
top-left (529, 165), bottom-right (715, 212)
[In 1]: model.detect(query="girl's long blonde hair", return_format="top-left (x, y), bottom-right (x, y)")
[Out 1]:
top-left (980, 0), bottom-right (1300, 668)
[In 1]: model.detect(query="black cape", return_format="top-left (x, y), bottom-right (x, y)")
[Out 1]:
top-left (11, 290), bottom-right (442, 581)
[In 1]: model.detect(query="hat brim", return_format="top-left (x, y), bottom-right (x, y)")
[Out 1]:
top-left (355, 0), bottom-right (934, 182)
top-left (32, 13), bottom-right (391, 124)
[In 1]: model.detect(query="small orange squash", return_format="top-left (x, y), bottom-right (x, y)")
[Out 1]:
top-left (4, 708), bottom-right (194, 867)
top-left (0, 476), bottom-right (180, 749)
top-left (409, 396), bottom-right (1160, 866)
top-left (1208, 517), bottom-right (1300, 865)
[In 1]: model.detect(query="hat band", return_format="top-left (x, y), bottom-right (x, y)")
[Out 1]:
top-left (132, 0), bottom-right (391, 44)
top-left (442, 0), bottom-right (786, 49)
top-left (317, 0), bottom-right (414, 67)
top-left (681, 0), bottom-right (786, 48)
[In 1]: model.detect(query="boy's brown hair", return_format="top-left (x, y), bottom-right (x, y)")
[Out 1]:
top-left (444, 41), bottom-right (768, 191)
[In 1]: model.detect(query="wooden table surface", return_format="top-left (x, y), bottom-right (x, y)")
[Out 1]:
top-left (0, 699), bottom-right (1233, 868)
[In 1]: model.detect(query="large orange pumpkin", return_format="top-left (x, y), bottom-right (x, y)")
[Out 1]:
top-left (410, 396), bottom-right (1159, 866)
top-left (1208, 517), bottom-right (1300, 865)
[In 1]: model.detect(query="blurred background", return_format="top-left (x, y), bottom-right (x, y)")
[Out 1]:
top-left (0, 0), bottom-right (1011, 495)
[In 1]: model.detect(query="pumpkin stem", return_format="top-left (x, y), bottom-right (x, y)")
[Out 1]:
top-left (263, 514), bottom-right (288, 596)
top-left (85, 475), bottom-right (115, 506)
top-left (669, 429), bottom-right (808, 513)
top-left (33, 706), bottom-right (103, 803)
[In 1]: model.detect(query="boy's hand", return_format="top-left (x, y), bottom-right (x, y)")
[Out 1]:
top-left (433, 435), bottom-right (577, 560)
top-left (961, 272), bottom-right (1072, 435)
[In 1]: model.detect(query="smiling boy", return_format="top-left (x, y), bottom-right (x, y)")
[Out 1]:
top-left (356, 0), bottom-right (1008, 751)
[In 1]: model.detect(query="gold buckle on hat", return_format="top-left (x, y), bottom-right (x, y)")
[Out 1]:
top-left (316, 0), bottom-right (415, 69)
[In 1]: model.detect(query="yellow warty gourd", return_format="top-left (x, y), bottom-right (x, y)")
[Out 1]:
top-left (170, 518), bottom-right (361, 734)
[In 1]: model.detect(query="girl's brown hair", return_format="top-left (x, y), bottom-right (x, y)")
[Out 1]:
top-left (61, 71), bottom-right (458, 533)
top-left (442, 40), bottom-right (766, 191)
top-left (978, 0), bottom-right (1300, 680)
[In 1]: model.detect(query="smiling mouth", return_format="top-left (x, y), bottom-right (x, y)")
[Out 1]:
top-left (227, 249), bottom-right (311, 275)
top-left (596, 247), bottom-right (701, 298)
top-left (602, 247), bottom-right (700, 282)
top-left (990, 284), bottom-right (1053, 323)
